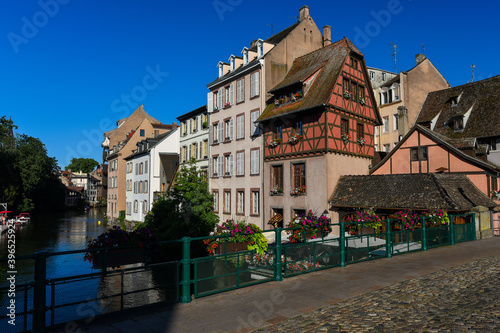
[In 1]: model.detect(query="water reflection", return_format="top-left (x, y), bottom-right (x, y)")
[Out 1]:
top-left (0, 208), bottom-right (171, 330)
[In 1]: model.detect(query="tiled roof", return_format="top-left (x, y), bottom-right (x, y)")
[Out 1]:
top-left (152, 123), bottom-right (175, 129)
top-left (416, 75), bottom-right (500, 138)
top-left (329, 173), bottom-right (496, 211)
top-left (257, 38), bottom-right (364, 122)
top-left (265, 22), bottom-right (300, 45)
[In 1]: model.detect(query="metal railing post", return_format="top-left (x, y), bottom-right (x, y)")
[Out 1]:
top-left (180, 237), bottom-right (192, 303)
top-left (340, 221), bottom-right (346, 267)
top-left (472, 213), bottom-right (477, 240)
top-left (422, 217), bottom-right (427, 251)
top-left (385, 219), bottom-right (392, 258)
top-left (275, 228), bottom-right (283, 281)
top-left (33, 251), bottom-right (47, 333)
top-left (450, 214), bottom-right (455, 245)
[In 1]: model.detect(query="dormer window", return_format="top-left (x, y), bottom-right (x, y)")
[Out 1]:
top-left (446, 96), bottom-right (459, 106)
top-left (449, 116), bottom-right (464, 131)
top-left (218, 62), bottom-right (224, 78)
top-left (229, 55), bottom-right (235, 71)
top-left (257, 39), bottom-right (264, 58)
top-left (242, 47), bottom-right (249, 65)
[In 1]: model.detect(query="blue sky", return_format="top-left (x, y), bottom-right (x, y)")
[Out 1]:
top-left (2, 0), bottom-right (499, 168)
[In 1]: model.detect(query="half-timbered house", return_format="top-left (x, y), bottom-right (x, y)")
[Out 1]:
top-left (256, 37), bottom-right (381, 229)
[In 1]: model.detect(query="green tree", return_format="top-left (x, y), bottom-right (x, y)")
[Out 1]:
top-left (145, 159), bottom-right (218, 240)
top-left (65, 158), bottom-right (99, 173)
top-left (0, 116), bottom-right (17, 151)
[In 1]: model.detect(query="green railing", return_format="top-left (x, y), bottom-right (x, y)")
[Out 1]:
top-left (0, 213), bottom-right (476, 332)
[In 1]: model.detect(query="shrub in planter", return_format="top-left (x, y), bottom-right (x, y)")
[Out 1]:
top-left (287, 210), bottom-right (330, 243)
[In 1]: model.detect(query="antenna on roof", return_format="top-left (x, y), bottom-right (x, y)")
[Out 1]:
top-left (388, 42), bottom-right (398, 72)
top-left (290, 16), bottom-right (299, 23)
top-left (471, 64), bottom-right (475, 83)
top-left (267, 23), bottom-right (273, 37)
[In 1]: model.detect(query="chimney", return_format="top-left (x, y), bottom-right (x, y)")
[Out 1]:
top-left (323, 25), bottom-right (331, 47)
top-left (397, 106), bottom-right (409, 138)
top-left (415, 54), bottom-right (426, 65)
top-left (299, 5), bottom-right (309, 21)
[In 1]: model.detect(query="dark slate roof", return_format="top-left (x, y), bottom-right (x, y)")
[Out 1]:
top-left (177, 105), bottom-right (207, 122)
top-left (257, 38), bottom-right (374, 123)
top-left (370, 124), bottom-right (500, 174)
top-left (124, 128), bottom-right (178, 160)
top-left (416, 75), bottom-right (500, 139)
top-left (329, 173), bottom-right (496, 211)
top-left (265, 22), bottom-right (300, 45)
top-left (206, 58), bottom-right (260, 88)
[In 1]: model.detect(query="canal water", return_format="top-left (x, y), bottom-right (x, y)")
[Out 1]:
top-left (0, 209), bottom-right (167, 331)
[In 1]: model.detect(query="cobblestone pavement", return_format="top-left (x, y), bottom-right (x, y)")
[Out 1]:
top-left (254, 254), bottom-right (500, 332)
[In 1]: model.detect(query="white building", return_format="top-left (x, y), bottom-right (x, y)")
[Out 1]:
top-left (177, 105), bottom-right (209, 175)
top-left (125, 128), bottom-right (180, 222)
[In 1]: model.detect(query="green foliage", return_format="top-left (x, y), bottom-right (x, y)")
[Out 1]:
top-left (119, 210), bottom-right (126, 230)
top-left (65, 157), bottom-right (99, 173)
top-left (0, 117), bottom-right (65, 213)
top-left (287, 210), bottom-right (331, 243)
top-left (145, 159), bottom-right (218, 240)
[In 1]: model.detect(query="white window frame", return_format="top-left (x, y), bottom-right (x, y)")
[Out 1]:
top-left (251, 191), bottom-right (259, 215)
top-left (237, 191), bottom-right (244, 215)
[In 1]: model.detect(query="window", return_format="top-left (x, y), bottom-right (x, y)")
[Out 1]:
top-left (140, 129), bottom-right (145, 137)
top-left (369, 71), bottom-right (375, 80)
top-left (350, 56), bottom-right (358, 69)
top-left (295, 120), bottom-right (303, 136)
top-left (203, 140), bottom-right (208, 158)
top-left (236, 151), bottom-right (244, 176)
top-left (212, 156), bottom-right (220, 177)
top-left (272, 165), bottom-right (283, 190)
top-left (383, 116), bottom-right (389, 133)
top-left (182, 122), bottom-right (187, 136)
top-left (139, 163), bottom-right (143, 174)
top-left (292, 163), bottom-right (306, 190)
top-left (384, 144), bottom-right (390, 152)
top-left (213, 123), bottom-right (219, 144)
top-left (382, 73), bottom-right (387, 81)
top-left (250, 149), bottom-right (259, 175)
top-left (236, 114), bottom-right (244, 139)
top-left (218, 121), bottom-right (224, 142)
top-left (134, 200), bottom-right (138, 213)
top-left (224, 190), bottom-right (231, 214)
top-left (202, 114), bottom-right (208, 128)
top-left (341, 118), bottom-right (349, 135)
top-left (191, 142), bottom-right (198, 160)
top-left (144, 181), bottom-right (148, 193)
top-left (213, 190), bottom-right (219, 212)
top-left (224, 119), bottom-right (233, 141)
top-left (357, 123), bottom-right (364, 141)
top-left (250, 72), bottom-right (259, 98)
top-left (145, 161), bottom-right (148, 173)
top-left (224, 154), bottom-right (233, 176)
top-left (293, 209), bottom-right (306, 218)
top-left (192, 117), bottom-right (198, 132)
top-left (236, 78), bottom-right (245, 103)
top-left (250, 110), bottom-right (260, 136)
top-left (251, 190), bottom-right (259, 215)
top-left (274, 121), bottom-right (282, 140)
top-left (393, 114), bottom-right (399, 131)
top-left (237, 191), bottom-right (244, 215)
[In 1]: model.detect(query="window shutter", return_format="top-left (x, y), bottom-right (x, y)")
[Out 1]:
top-left (218, 156), bottom-right (223, 176)
top-left (251, 111), bottom-right (259, 136)
top-left (219, 88), bottom-right (224, 107)
top-left (229, 154), bottom-right (234, 176)
top-left (219, 122), bottom-right (224, 142)
top-left (229, 83), bottom-right (234, 105)
top-left (208, 157), bottom-right (212, 177)
top-left (229, 118), bottom-right (234, 140)
top-left (237, 115), bottom-right (243, 139)
top-left (209, 125), bottom-right (212, 145)
top-left (238, 79), bottom-right (244, 102)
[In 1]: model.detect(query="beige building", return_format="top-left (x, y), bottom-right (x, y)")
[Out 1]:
top-left (102, 106), bottom-right (175, 220)
top-left (373, 55), bottom-right (449, 152)
top-left (207, 6), bottom-right (328, 228)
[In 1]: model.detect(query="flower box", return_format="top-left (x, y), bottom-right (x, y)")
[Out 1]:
top-left (215, 242), bottom-right (250, 255)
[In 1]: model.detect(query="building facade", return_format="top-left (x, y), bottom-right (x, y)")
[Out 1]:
top-left (177, 105), bottom-right (209, 174)
top-left (373, 56), bottom-right (449, 152)
top-left (207, 5), bottom-right (327, 228)
top-left (257, 38), bottom-right (381, 229)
